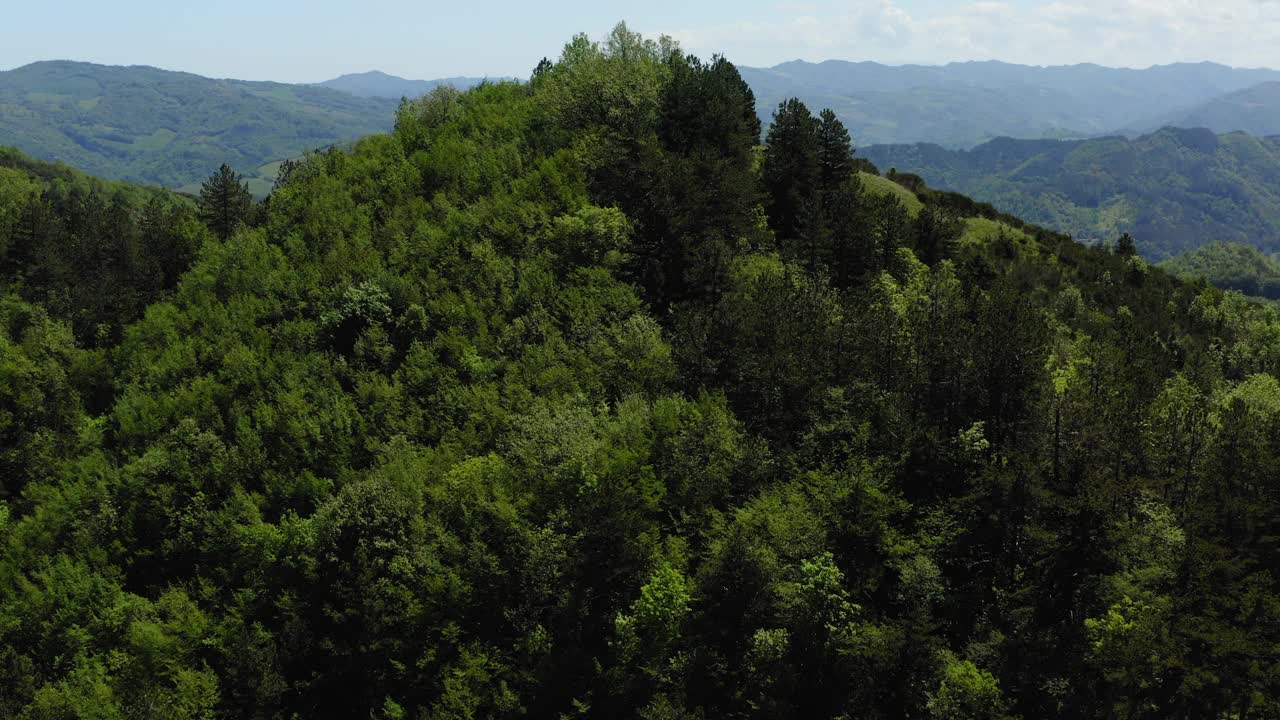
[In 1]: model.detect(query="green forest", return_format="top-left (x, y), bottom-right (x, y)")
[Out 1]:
top-left (7, 24), bottom-right (1280, 719)
top-left (1161, 241), bottom-right (1280, 301)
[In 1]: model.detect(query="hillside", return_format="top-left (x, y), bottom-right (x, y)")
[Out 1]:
top-left (0, 61), bottom-right (399, 189)
top-left (741, 59), bottom-right (1280, 147)
top-left (8, 24), bottom-right (1280, 720)
top-left (0, 145), bottom-right (207, 344)
top-left (862, 128), bottom-right (1280, 260)
top-left (1161, 241), bottom-right (1280, 299)
top-left (315, 70), bottom-right (504, 98)
top-left (0, 144), bottom-right (180, 205)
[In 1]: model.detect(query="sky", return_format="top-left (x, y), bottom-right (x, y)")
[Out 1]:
top-left (3, 0), bottom-right (1278, 82)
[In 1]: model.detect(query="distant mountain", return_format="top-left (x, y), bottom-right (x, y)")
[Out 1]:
top-left (740, 60), bottom-right (1280, 147)
top-left (861, 127), bottom-right (1280, 260)
top-left (1157, 82), bottom-right (1280, 137)
top-left (0, 61), bottom-right (399, 190)
top-left (314, 70), bottom-right (503, 98)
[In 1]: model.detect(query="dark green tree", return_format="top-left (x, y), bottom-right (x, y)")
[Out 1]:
top-left (198, 163), bottom-right (252, 241)
top-left (912, 205), bottom-right (963, 266)
top-left (1115, 231), bottom-right (1138, 256)
top-left (763, 98), bottom-right (820, 241)
top-left (817, 109), bottom-right (854, 196)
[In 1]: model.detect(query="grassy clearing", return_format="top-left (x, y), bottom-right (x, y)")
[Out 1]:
top-left (858, 171), bottom-right (924, 216)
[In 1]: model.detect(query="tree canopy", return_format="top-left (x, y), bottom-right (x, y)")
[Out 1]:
top-left (4, 23), bottom-right (1280, 720)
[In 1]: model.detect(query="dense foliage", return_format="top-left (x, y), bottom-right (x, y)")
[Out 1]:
top-left (863, 128), bottom-right (1280, 260)
top-left (0, 146), bottom-right (206, 346)
top-left (0, 61), bottom-right (398, 191)
top-left (7, 24), bottom-right (1280, 719)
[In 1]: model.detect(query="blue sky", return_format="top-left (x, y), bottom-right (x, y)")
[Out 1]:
top-left (4, 0), bottom-right (1278, 81)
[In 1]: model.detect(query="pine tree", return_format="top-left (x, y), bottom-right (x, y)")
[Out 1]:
top-left (763, 98), bottom-right (820, 241)
top-left (912, 205), bottom-right (963, 266)
top-left (198, 163), bottom-right (252, 241)
top-left (532, 57), bottom-right (553, 80)
top-left (1115, 232), bottom-right (1138, 257)
top-left (816, 109), bottom-right (853, 196)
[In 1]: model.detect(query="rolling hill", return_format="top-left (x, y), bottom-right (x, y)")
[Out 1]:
top-left (314, 70), bottom-right (504, 98)
top-left (861, 128), bottom-right (1280, 260)
top-left (0, 60), bottom-right (400, 190)
top-left (740, 60), bottom-right (1280, 147)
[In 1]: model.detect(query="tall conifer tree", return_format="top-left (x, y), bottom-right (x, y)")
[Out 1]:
top-left (763, 98), bottom-right (820, 241)
top-left (198, 163), bottom-right (251, 241)
top-left (817, 109), bottom-right (854, 196)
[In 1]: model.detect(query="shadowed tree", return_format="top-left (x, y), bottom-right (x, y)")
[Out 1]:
top-left (198, 163), bottom-right (252, 241)
top-left (817, 109), bottom-right (854, 197)
top-left (763, 98), bottom-right (820, 242)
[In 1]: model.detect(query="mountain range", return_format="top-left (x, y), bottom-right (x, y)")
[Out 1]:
top-left (740, 60), bottom-right (1280, 147)
top-left (313, 70), bottom-right (505, 98)
top-left (4, 58), bottom-right (1280, 234)
top-left (861, 127), bottom-right (1280, 260)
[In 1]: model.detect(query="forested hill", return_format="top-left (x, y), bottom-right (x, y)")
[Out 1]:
top-left (1161, 241), bottom-right (1280, 300)
top-left (10, 23), bottom-right (1280, 719)
top-left (862, 128), bottom-right (1280, 260)
top-left (0, 61), bottom-right (398, 190)
top-left (740, 59), bottom-right (1280, 147)
top-left (314, 70), bottom-right (504, 98)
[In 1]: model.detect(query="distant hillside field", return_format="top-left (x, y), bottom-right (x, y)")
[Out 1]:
top-left (862, 128), bottom-right (1280, 260)
top-left (0, 61), bottom-right (399, 189)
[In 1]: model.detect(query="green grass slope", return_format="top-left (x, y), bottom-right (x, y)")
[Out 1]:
top-left (857, 170), bottom-right (924, 215)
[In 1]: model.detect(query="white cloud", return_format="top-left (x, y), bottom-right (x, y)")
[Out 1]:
top-left (665, 0), bottom-right (1280, 68)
